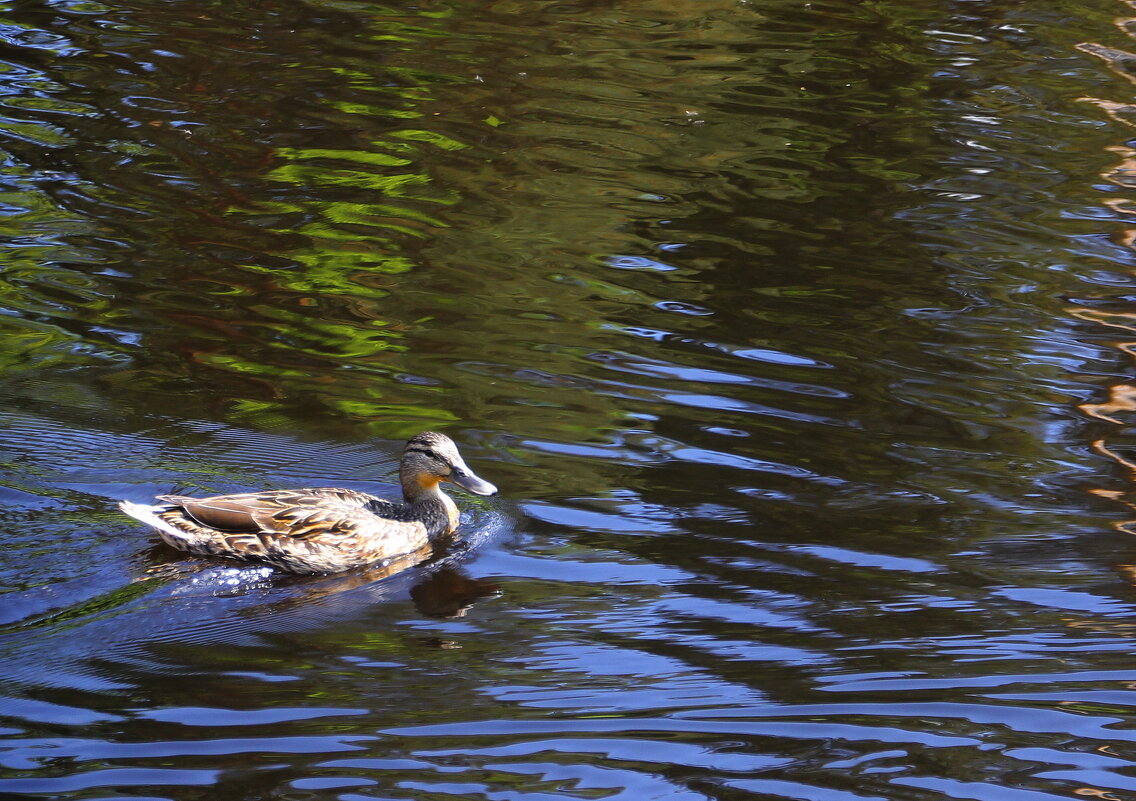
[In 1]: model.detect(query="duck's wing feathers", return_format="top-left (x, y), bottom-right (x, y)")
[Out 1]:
top-left (156, 488), bottom-right (388, 542)
top-left (127, 488), bottom-right (432, 573)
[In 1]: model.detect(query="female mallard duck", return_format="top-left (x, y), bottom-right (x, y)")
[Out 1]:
top-left (119, 432), bottom-right (497, 574)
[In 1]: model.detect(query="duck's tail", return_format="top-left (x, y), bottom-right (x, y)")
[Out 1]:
top-left (119, 500), bottom-right (188, 545)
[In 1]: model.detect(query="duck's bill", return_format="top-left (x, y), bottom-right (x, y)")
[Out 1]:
top-left (451, 467), bottom-right (498, 496)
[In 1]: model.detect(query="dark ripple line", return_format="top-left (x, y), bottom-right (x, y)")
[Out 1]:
top-left (817, 669), bottom-right (1136, 692)
top-left (683, 702), bottom-right (1136, 741)
top-left (416, 737), bottom-right (790, 773)
top-left (382, 717), bottom-right (978, 749)
top-left (0, 734), bottom-right (372, 766)
top-left (0, 767), bottom-right (217, 794)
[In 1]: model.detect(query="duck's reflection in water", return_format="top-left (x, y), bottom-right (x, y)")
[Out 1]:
top-left (410, 567), bottom-right (501, 618)
top-left (146, 532), bottom-right (501, 620)
top-left (2, 535), bottom-right (503, 689)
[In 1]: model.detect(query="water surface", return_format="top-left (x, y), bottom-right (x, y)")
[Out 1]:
top-left (4, 0), bottom-right (1136, 799)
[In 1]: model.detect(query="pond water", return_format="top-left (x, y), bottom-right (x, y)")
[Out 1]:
top-left (5, 0), bottom-right (1136, 799)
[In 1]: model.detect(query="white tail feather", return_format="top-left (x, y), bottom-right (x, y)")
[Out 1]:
top-left (118, 500), bottom-right (193, 545)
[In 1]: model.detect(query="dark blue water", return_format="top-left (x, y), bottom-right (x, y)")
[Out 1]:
top-left (4, 0), bottom-right (1136, 799)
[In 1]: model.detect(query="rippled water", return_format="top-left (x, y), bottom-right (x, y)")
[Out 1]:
top-left (6, 0), bottom-right (1136, 798)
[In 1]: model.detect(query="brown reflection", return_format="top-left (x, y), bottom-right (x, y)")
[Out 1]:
top-left (1073, 30), bottom-right (1136, 547)
top-left (410, 568), bottom-right (501, 618)
top-left (1072, 786), bottom-right (1125, 800)
top-left (1073, 301), bottom-right (1136, 424)
top-left (1035, 30), bottom-right (1136, 518)
top-left (1079, 369), bottom-right (1136, 542)
top-left (1087, 440), bottom-right (1136, 534)
top-left (1081, 383), bottom-right (1136, 425)
top-left (1078, 43), bottom-right (1136, 87)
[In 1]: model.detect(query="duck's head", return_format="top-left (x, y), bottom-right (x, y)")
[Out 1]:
top-left (401, 432), bottom-right (498, 498)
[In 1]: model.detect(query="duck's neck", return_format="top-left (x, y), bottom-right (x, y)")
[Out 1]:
top-left (400, 472), bottom-right (460, 536)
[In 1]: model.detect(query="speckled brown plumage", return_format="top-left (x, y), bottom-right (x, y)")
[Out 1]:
top-left (120, 432), bottom-right (497, 574)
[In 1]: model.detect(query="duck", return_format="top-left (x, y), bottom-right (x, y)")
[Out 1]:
top-left (118, 431), bottom-right (497, 574)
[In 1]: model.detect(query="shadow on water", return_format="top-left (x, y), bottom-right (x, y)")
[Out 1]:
top-left (9, 0), bottom-right (1136, 799)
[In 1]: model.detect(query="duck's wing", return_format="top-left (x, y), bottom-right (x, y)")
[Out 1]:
top-left (156, 488), bottom-right (393, 542)
top-left (145, 488), bottom-right (430, 572)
